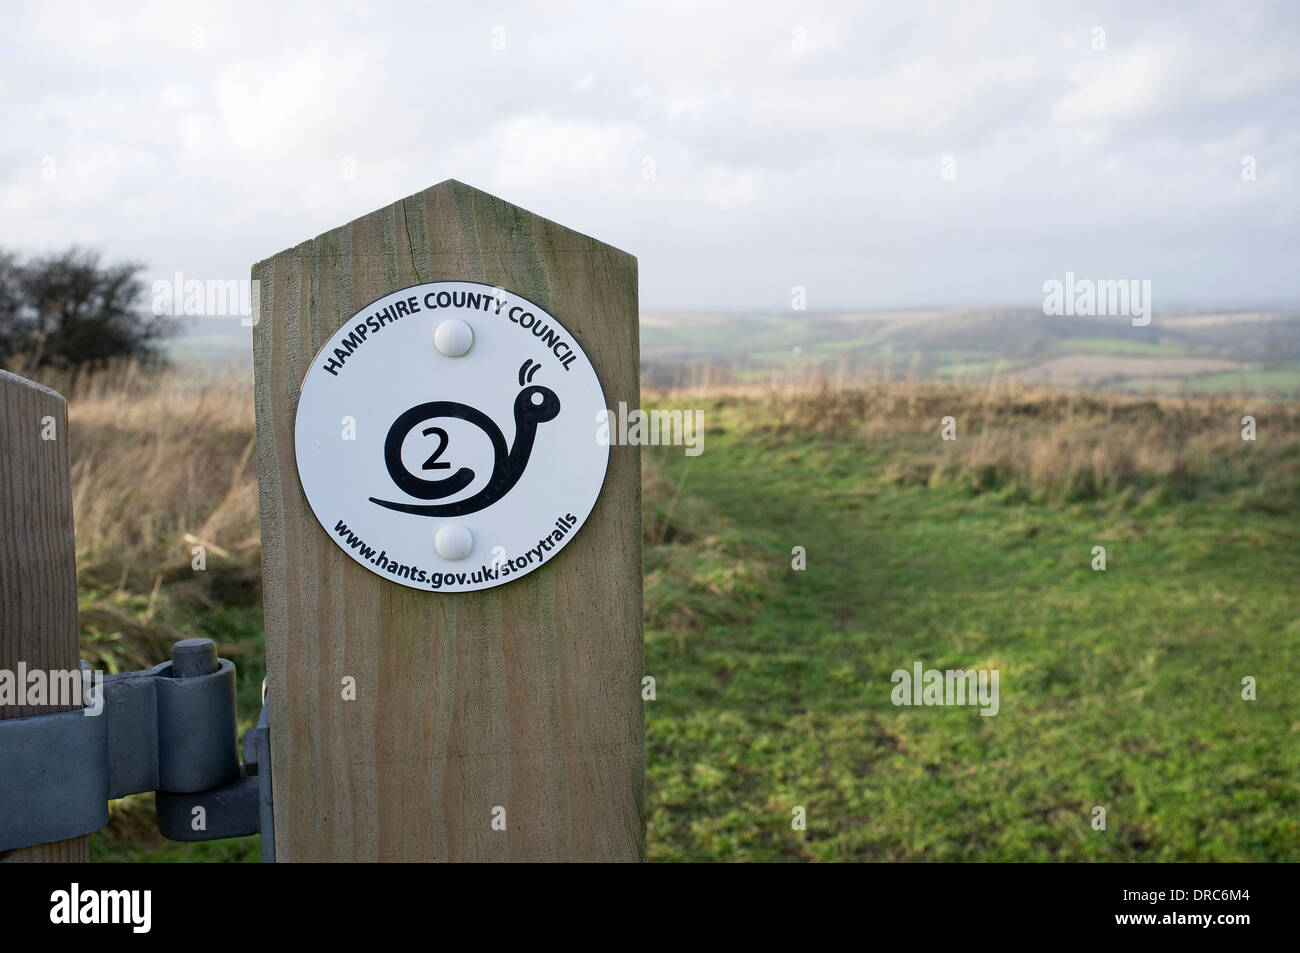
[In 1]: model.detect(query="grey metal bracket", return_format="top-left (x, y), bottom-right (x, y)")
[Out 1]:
top-left (0, 638), bottom-right (274, 861)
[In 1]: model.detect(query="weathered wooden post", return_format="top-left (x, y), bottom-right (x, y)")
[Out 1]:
top-left (252, 180), bottom-right (643, 861)
top-left (0, 372), bottom-right (88, 862)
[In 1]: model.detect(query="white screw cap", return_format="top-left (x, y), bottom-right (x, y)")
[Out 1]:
top-left (434, 524), bottom-right (474, 561)
top-left (434, 319), bottom-right (474, 357)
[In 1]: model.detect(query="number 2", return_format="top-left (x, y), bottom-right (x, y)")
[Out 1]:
top-left (421, 427), bottom-right (450, 470)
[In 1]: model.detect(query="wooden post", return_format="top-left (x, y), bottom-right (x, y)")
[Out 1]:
top-left (252, 180), bottom-right (644, 861)
top-left (0, 371), bottom-right (88, 862)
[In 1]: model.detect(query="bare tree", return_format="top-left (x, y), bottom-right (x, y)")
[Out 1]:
top-left (0, 247), bottom-right (171, 368)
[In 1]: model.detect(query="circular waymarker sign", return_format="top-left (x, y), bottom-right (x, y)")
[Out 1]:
top-left (294, 281), bottom-right (609, 593)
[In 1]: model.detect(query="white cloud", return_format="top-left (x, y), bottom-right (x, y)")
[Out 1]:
top-left (1051, 44), bottom-right (1188, 124)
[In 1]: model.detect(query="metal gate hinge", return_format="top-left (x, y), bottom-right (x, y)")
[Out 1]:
top-left (0, 638), bottom-right (274, 861)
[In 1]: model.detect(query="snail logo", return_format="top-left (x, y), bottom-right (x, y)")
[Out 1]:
top-left (370, 361), bottom-right (560, 516)
top-left (293, 280), bottom-right (609, 593)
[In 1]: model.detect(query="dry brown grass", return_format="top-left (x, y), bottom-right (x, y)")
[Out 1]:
top-left (646, 366), bottom-right (1300, 506)
top-left (15, 361), bottom-right (266, 672)
top-left (16, 357), bottom-right (1299, 577)
top-left (38, 361), bottom-right (262, 576)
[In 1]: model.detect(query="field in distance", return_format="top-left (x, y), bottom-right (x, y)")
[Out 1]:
top-left (640, 307), bottom-right (1300, 397)
top-left (167, 307), bottom-right (1300, 397)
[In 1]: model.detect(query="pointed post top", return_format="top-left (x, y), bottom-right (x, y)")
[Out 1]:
top-left (255, 179), bottom-right (633, 278)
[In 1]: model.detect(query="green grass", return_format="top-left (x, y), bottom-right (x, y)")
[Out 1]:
top-left (936, 357), bottom-right (1034, 379)
top-left (642, 398), bottom-right (1299, 861)
top-left (1182, 367), bottom-right (1300, 396)
top-left (1120, 367), bottom-right (1300, 397)
top-left (1063, 337), bottom-right (1189, 357)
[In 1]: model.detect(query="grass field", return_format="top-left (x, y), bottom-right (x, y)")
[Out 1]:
top-left (24, 362), bottom-right (1299, 862)
top-left (642, 385), bottom-right (1299, 860)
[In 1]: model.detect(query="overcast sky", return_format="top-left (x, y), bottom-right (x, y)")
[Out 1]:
top-left (2, 0), bottom-right (1297, 312)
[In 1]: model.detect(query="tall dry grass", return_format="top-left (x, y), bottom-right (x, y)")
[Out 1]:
top-left (45, 361), bottom-right (261, 571)
top-left (646, 366), bottom-right (1300, 508)
top-left (12, 357), bottom-right (1297, 579)
top-left (9, 360), bottom-right (266, 662)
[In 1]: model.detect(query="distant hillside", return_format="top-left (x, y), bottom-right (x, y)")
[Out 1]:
top-left (163, 316), bottom-right (252, 371)
top-left (641, 308), bottom-right (1300, 396)
top-left (163, 308), bottom-right (1300, 396)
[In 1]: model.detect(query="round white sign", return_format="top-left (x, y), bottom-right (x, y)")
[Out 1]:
top-left (294, 281), bottom-right (609, 592)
